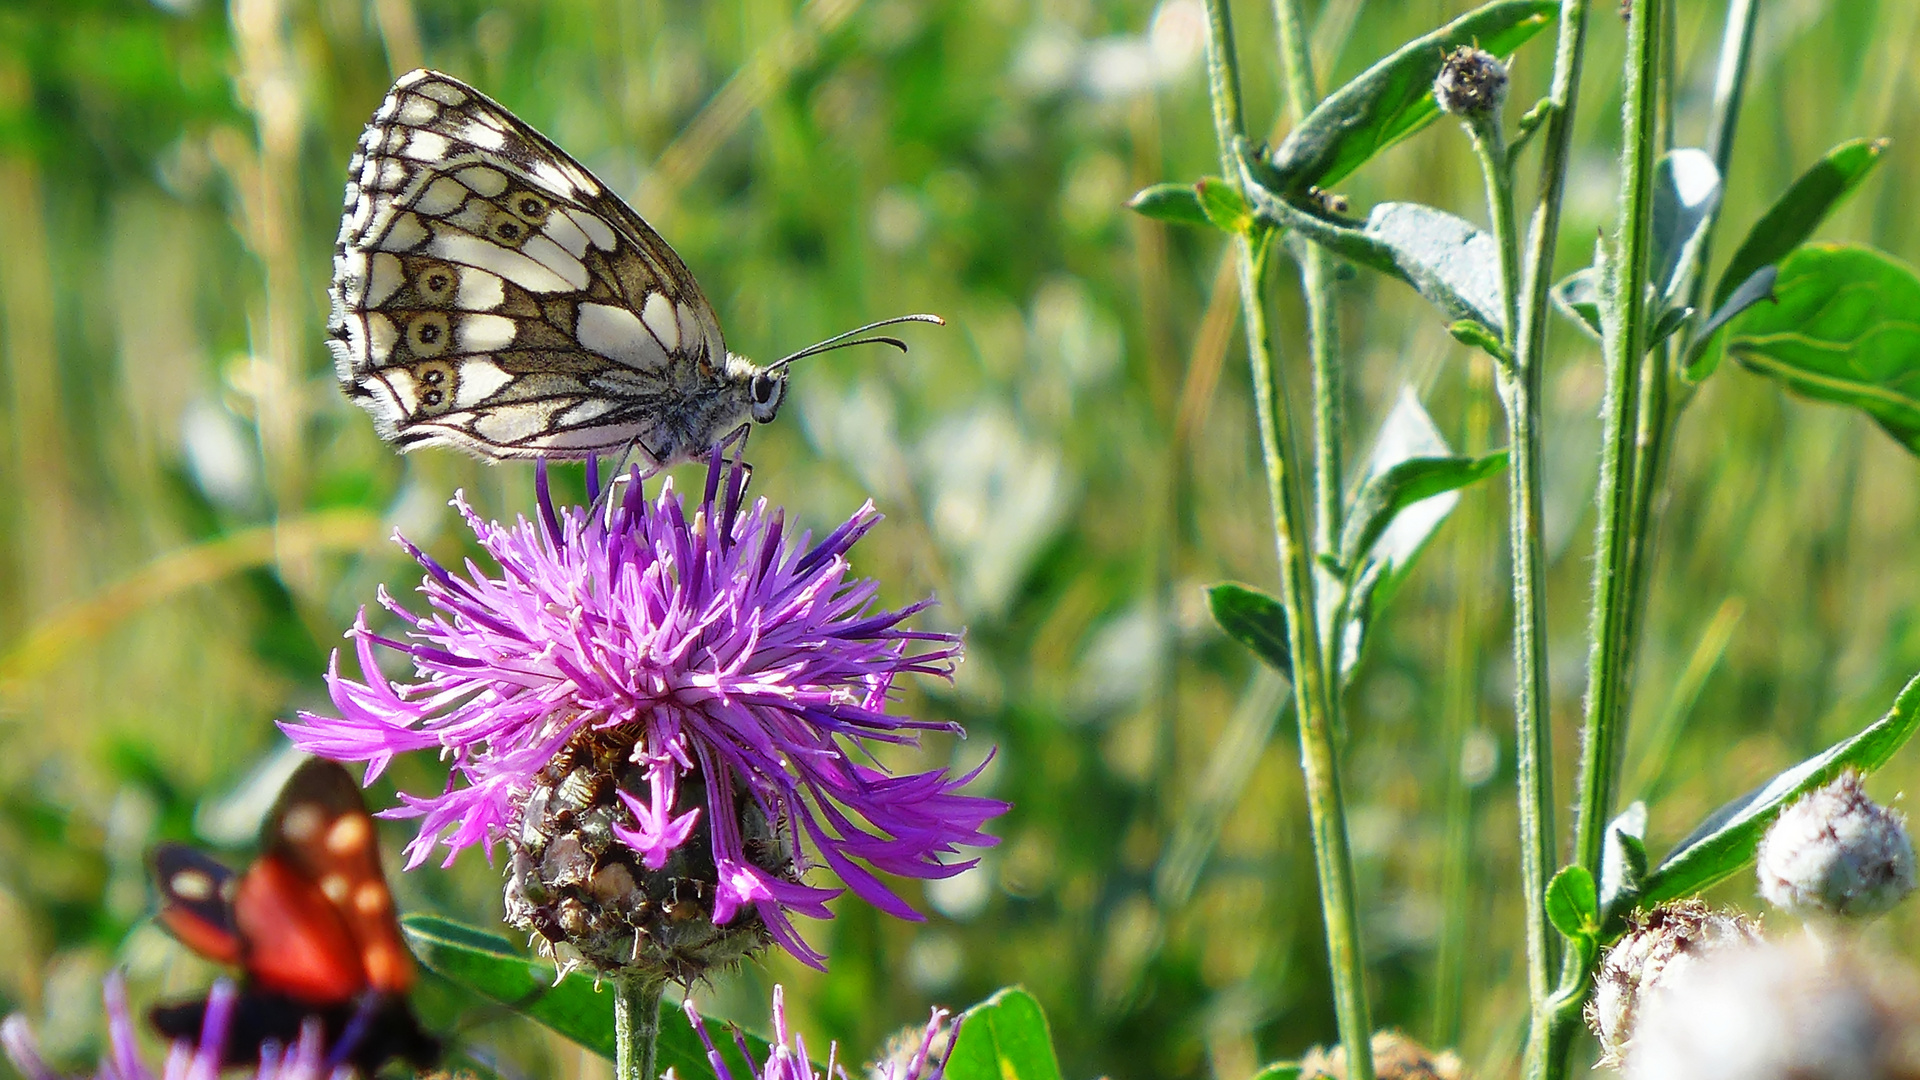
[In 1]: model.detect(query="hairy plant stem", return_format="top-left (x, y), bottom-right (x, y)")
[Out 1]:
top-left (614, 976), bottom-right (666, 1080)
top-left (1272, 0), bottom-right (1342, 564)
top-left (1201, 4), bottom-right (1371, 1078)
top-left (1509, 3), bottom-right (1591, 1079)
top-left (1617, 0), bottom-right (1761, 696)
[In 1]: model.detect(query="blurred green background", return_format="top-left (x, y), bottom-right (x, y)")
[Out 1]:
top-left (3, 0), bottom-right (1919, 1077)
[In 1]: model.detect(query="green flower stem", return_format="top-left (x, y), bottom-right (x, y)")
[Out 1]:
top-left (1272, 0), bottom-right (1343, 562)
top-left (1619, 0), bottom-right (1761, 672)
top-left (1464, 99), bottom-right (1558, 1052)
top-left (1201, 4), bottom-right (1372, 1079)
top-left (1510, 3), bottom-right (1592, 1079)
top-left (614, 976), bottom-right (666, 1080)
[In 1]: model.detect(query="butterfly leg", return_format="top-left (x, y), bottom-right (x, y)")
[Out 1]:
top-left (719, 423), bottom-right (755, 489)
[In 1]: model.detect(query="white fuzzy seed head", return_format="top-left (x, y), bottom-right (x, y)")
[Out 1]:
top-left (1757, 770), bottom-right (1917, 920)
top-left (1624, 936), bottom-right (1920, 1080)
top-left (1587, 900), bottom-right (1763, 1066)
top-left (1432, 47), bottom-right (1508, 118)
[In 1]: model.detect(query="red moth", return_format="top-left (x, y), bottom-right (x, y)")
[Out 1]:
top-left (148, 758), bottom-right (440, 1072)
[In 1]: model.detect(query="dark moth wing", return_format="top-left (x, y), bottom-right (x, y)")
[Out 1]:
top-left (331, 68), bottom-right (748, 463)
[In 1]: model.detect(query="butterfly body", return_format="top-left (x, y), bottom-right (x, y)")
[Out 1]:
top-left (150, 759), bottom-right (440, 1072)
top-left (331, 69), bottom-right (788, 464)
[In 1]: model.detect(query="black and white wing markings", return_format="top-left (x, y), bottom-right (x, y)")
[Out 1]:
top-left (330, 69), bottom-right (736, 460)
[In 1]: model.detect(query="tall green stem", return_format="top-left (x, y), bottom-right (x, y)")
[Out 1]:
top-left (1509, 3), bottom-right (1590, 1079)
top-left (614, 976), bottom-right (665, 1080)
top-left (1576, 0), bottom-right (1660, 888)
top-left (1619, 0), bottom-right (1761, 686)
top-left (1201, 4), bottom-right (1371, 1078)
top-left (1272, 0), bottom-right (1342, 564)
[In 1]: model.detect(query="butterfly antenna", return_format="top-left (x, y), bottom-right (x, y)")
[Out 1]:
top-left (767, 313), bottom-right (945, 370)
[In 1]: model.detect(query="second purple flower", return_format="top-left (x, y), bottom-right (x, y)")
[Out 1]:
top-left (282, 455), bottom-right (1006, 975)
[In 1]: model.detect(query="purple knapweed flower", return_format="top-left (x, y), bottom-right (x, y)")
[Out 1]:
top-left (2, 974), bottom-right (333, 1080)
top-left (281, 454), bottom-right (1005, 970)
top-left (682, 985), bottom-right (957, 1080)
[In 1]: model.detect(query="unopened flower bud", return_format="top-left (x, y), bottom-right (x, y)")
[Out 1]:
top-left (1757, 770), bottom-right (1917, 920)
top-left (1432, 47), bottom-right (1508, 118)
top-left (1625, 936), bottom-right (1920, 1080)
top-left (1298, 1030), bottom-right (1465, 1080)
top-left (1588, 900), bottom-right (1762, 1066)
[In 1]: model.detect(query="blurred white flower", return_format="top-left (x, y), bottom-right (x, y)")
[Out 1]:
top-left (1626, 936), bottom-right (1920, 1080)
top-left (1589, 900), bottom-right (1764, 1066)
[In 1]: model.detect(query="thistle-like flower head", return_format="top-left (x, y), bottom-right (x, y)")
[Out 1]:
top-left (1757, 769), bottom-right (1917, 920)
top-left (281, 455), bottom-right (1006, 970)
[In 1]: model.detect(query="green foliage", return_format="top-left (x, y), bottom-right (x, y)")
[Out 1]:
top-left (1195, 177), bottom-right (1256, 234)
top-left (1713, 138), bottom-right (1890, 312)
top-left (1207, 583), bottom-right (1291, 679)
top-left (1637, 672), bottom-right (1920, 912)
top-left (944, 989), bottom-right (1065, 1080)
top-left (1337, 452), bottom-right (1508, 577)
top-left (402, 915), bottom-right (767, 1075)
top-left (1263, 1), bottom-right (1559, 193)
top-left (1126, 183), bottom-right (1209, 227)
top-left (1726, 243), bottom-right (1920, 453)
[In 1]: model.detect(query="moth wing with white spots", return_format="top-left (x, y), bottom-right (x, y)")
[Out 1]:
top-left (331, 68), bottom-right (770, 463)
top-left (152, 843), bottom-right (243, 964)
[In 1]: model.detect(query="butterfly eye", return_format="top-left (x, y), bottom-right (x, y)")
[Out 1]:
top-left (748, 372), bottom-right (785, 421)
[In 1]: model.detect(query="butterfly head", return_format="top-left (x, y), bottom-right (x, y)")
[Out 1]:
top-left (747, 365), bottom-right (788, 424)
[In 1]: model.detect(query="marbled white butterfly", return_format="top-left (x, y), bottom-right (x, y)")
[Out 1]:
top-left (330, 69), bottom-right (938, 464)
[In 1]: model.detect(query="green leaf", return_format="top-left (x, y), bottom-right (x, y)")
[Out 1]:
top-left (1207, 583), bottom-right (1290, 679)
top-left (944, 988), bottom-right (1064, 1080)
top-left (400, 915), bottom-right (767, 1076)
top-left (1126, 182), bottom-right (1209, 227)
top-left (1599, 801), bottom-right (1649, 916)
top-left (1683, 265), bottom-right (1778, 383)
top-left (1640, 670), bottom-right (1920, 907)
top-left (1338, 452), bottom-right (1509, 574)
top-left (1552, 266), bottom-right (1602, 339)
top-left (1725, 243), bottom-right (1920, 454)
top-left (1712, 137), bottom-right (1890, 312)
top-left (1647, 302), bottom-right (1694, 348)
top-left (1250, 1065), bottom-right (1304, 1080)
top-left (1195, 177), bottom-right (1254, 234)
top-left (1239, 178), bottom-right (1505, 333)
top-left (1264, 0), bottom-right (1559, 192)
top-left (1544, 865), bottom-right (1599, 941)
top-left (1649, 148), bottom-right (1722, 302)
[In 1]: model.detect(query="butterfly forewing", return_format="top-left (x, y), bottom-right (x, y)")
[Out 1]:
top-left (262, 758), bottom-right (415, 994)
top-left (332, 68), bottom-right (743, 462)
top-left (152, 843), bottom-right (243, 965)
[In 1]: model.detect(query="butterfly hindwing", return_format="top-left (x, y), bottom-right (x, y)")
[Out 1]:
top-left (332, 68), bottom-right (740, 462)
top-left (259, 758), bottom-right (415, 995)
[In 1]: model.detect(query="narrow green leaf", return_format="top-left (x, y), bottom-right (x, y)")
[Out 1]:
top-left (944, 989), bottom-right (1064, 1080)
top-left (1599, 802), bottom-right (1649, 916)
top-left (1726, 244), bottom-right (1920, 454)
top-left (1544, 865), bottom-right (1598, 940)
top-left (1126, 183), bottom-right (1209, 227)
top-left (1265, 0), bottom-right (1558, 192)
top-left (1640, 670), bottom-right (1920, 907)
top-left (1207, 583), bottom-right (1290, 679)
top-left (1647, 303), bottom-right (1693, 348)
top-left (1713, 137), bottom-right (1890, 312)
top-left (1250, 1065), bottom-right (1304, 1080)
top-left (1339, 452), bottom-right (1509, 573)
top-left (400, 915), bottom-right (767, 1076)
top-left (1551, 266), bottom-right (1602, 339)
top-left (1195, 177), bottom-right (1254, 234)
top-left (1682, 265), bottom-right (1778, 383)
top-left (1649, 148), bottom-right (1722, 301)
